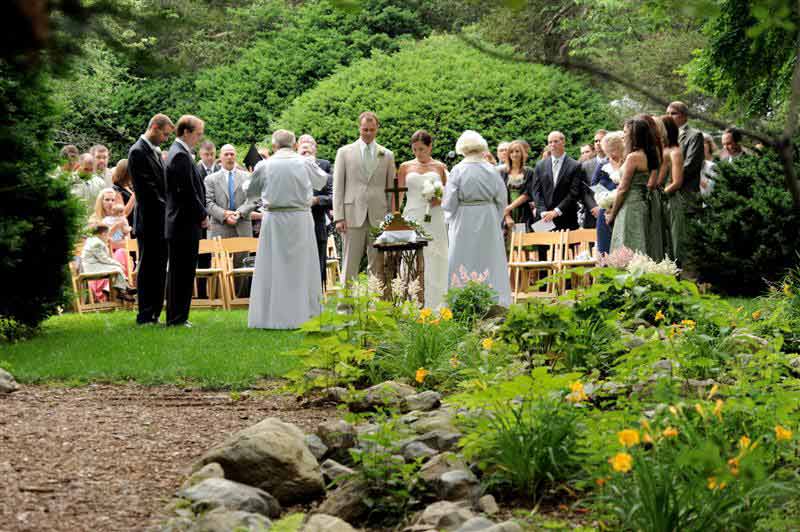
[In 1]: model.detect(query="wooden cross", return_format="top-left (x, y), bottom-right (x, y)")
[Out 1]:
top-left (385, 175), bottom-right (407, 215)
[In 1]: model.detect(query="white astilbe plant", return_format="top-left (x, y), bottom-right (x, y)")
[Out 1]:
top-left (625, 252), bottom-right (680, 277)
top-left (391, 277), bottom-right (408, 300)
top-left (407, 278), bottom-right (423, 306)
top-left (367, 274), bottom-right (385, 298)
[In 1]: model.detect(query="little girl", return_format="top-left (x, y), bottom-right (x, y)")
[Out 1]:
top-left (82, 224), bottom-right (136, 302)
top-left (102, 203), bottom-right (131, 245)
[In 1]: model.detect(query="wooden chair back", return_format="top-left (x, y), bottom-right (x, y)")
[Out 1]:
top-left (192, 238), bottom-right (226, 309)
top-left (217, 236), bottom-right (259, 308)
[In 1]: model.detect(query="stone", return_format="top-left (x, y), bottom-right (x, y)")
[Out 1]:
top-left (790, 356), bottom-right (800, 370)
top-left (322, 387), bottom-right (350, 403)
top-left (196, 417), bottom-right (324, 505)
top-left (303, 514), bottom-right (357, 532)
top-left (477, 495), bottom-right (499, 516)
top-left (454, 517), bottom-right (497, 531)
top-left (316, 420), bottom-right (357, 457)
top-left (305, 434), bottom-right (328, 462)
top-left (402, 390), bottom-right (442, 412)
top-left (683, 378), bottom-right (718, 397)
top-left (157, 516), bottom-right (194, 532)
top-left (416, 501), bottom-right (475, 529)
top-left (438, 470), bottom-right (479, 501)
top-left (419, 453), bottom-right (469, 484)
top-left (320, 459), bottom-right (354, 484)
top-left (183, 462), bottom-right (225, 489)
top-left (178, 478), bottom-right (281, 518)
top-left (652, 359), bottom-right (676, 375)
top-left (409, 409), bottom-right (458, 435)
top-left (0, 368), bottom-right (18, 393)
top-left (622, 333), bottom-right (645, 349)
top-left (487, 521), bottom-right (523, 532)
top-left (316, 480), bottom-right (369, 524)
top-left (402, 441), bottom-right (438, 461)
top-left (350, 380), bottom-right (417, 411)
top-left (413, 430), bottom-right (463, 452)
top-left (191, 508), bottom-right (272, 532)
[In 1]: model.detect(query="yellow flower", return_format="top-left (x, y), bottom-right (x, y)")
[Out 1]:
top-left (784, 284), bottom-right (793, 297)
top-left (662, 426), bottom-right (679, 438)
top-left (728, 457), bottom-right (740, 476)
top-left (681, 319), bottom-right (696, 329)
top-left (751, 310), bottom-right (762, 320)
top-left (775, 425), bottom-right (793, 442)
top-left (439, 307), bottom-right (453, 321)
top-left (735, 306), bottom-right (744, 313)
top-left (430, 318), bottom-right (441, 326)
top-left (449, 356), bottom-right (459, 368)
top-left (567, 381), bottom-right (588, 403)
top-left (694, 403), bottom-right (706, 419)
top-left (713, 399), bottom-right (724, 421)
top-left (419, 308), bottom-right (433, 322)
top-left (707, 384), bottom-right (719, 400)
top-left (618, 429), bottom-right (641, 448)
top-left (415, 367), bottom-right (429, 383)
top-left (642, 432), bottom-right (653, 444)
top-left (610, 452), bottom-right (633, 473)
top-left (595, 477), bottom-right (608, 487)
top-left (707, 476), bottom-right (726, 490)
top-left (739, 435), bottom-right (751, 450)
top-left (481, 338), bottom-right (494, 350)
top-left (640, 419), bottom-right (651, 431)
top-left (668, 405), bottom-right (682, 417)
top-left (654, 310), bottom-right (665, 321)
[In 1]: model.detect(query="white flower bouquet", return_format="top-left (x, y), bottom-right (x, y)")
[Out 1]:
top-left (595, 189), bottom-right (617, 209)
top-left (421, 175), bottom-right (444, 222)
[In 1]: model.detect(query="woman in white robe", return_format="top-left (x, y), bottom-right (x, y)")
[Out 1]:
top-left (247, 130), bottom-right (329, 329)
top-left (442, 130), bottom-right (511, 306)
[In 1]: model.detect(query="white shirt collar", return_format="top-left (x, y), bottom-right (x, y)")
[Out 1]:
top-left (357, 137), bottom-right (376, 155)
top-left (551, 153), bottom-right (565, 164)
top-left (176, 138), bottom-right (193, 155)
top-left (140, 135), bottom-right (157, 152)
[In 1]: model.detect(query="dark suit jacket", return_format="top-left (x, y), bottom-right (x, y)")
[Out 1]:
top-left (312, 158), bottom-right (333, 242)
top-left (128, 137), bottom-right (166, 238)
top-left (680, 125), bottom-right (704, 193)
top-left (165, 141), bottom-right (207, 240)
top-left (579, 158), bottom-right (599, 228)
top-left (530, 155), bottom-right (583, 230)
top-left (196, 161), bottom-right (221, 179)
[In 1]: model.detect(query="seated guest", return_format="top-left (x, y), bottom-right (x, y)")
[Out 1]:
top-left (89, 188), bottom-right (130, 275)
top-left (58, 145), bottom-right (80, 173)
top-left (81, 224), bottom-right (136, 302)
top-left (111, 159), bottom-right (136, 236)
top-left (90, 144), bottom-right (114, 186)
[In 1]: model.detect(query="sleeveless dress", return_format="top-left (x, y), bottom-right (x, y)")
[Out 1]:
top-left (403, 171), bottom-right (449, 308)
top-left (610, 170), bottom-right (651, 255)
top-left (664, 165), bottom-right (689, 266)
top-left (646, 184), bottom-right (666, 261)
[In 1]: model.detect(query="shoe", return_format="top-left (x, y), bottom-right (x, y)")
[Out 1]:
top-left (167, 320), bottom-right (193, 328)
top-left (183, 320), bottom-right (194, 328)
top-left (125, 287), bottom-right (138, 296)
top-left (117, 292), bottom-right (136, 302)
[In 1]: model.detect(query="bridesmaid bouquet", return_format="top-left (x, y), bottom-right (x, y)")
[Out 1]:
top-left (421, 177), bottom-right (444, 222)
top-left (596, 189), bottom-right (617, 209)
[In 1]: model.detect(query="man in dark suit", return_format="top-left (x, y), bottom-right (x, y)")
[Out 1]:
top-left (667, 101), bottom-right (704, 214)
top-left (579, 129), bottom-right (607, 229)
top-left (127, 113), bottom-right (174, 325)
top-left (164, 115), bottom-right (208, 327)
top-left (196, 141), bottom-right (221, 178)
top-left (299, 135), bottom-right (333, 288)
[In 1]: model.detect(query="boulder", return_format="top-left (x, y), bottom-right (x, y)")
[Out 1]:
top-left (305, 434), bottom-right (328, 462)
top-left (191, 508), bottom-right (272, 532)
top-left (320, 459), bottom-right (354, 484)
top-left (196, 417), bottom-right (324, 505)
top-left (477, 495), bottom-right (498, 516)
top-left (413, 430), bottom-right (463, 452)
top-left (419, 453), bottom-right (469, 484)
top-left (183, 462), bottom-right (225, 489)
top-left (316, 420), bottom-right (357, 459)
top-left (409, 409), bottom-right (458, 435)
top-left (438, 470), bottom-right (479, 501)
top-left (0, 368), bottom-right (18, 393)
top-left (487, 521), bottom-right (523, 532)
top-left (416, 501), bottom-right (475, 529)
top-left (683, 378), bottom-right (718, 397)
top-left (454, 517), bottom-right (497, 531)
top-left (349, 380), bottom-right (417, 411)
top-left (303, 514), bottom-right (357, 532)
top-left (178, 478), bottom-right (281, 518)
top-left (402, 391), bottom-right (442, 412)
top-left (322, 387), bottom-right (350, 404)
top-left (402, 441), bottom-right (438, 462)
top-left (316, 480), bottom-right (369, 524)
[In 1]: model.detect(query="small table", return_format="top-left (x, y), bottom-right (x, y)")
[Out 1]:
top-left (373, 240), bottom-right (427, 305)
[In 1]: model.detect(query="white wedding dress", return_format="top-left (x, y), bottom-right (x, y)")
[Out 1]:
top-left (403, 171), bottom-right (449, 308)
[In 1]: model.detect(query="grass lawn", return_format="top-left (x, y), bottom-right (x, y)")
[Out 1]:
top-left (1, 310), bottom-right (306, 389)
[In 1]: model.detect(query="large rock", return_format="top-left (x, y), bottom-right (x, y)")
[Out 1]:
top-left (477, 495), bottom-right (499, 516)
top-left (320, 459), bottom-right (354, 484)
top-left (196, 417), bottom-right (324, 505)
top-left (316, 420), bottom-right (357, 460)
top-left (305, 434), bottom-right (328, 462)
top-left (419, 453), bottom-right (469, 484)
top-left (402, 391), bottom-right (442, 412)
top-left (316, 480), bottom-right (369, 524)
top-left (303, 514), bottom-right (357, 532)
top-left (409, 409), bottom-right (458, 435)
top-left (0, 368), bottom-right (18, 393)
top-left (413, 430), bottom-right (463, 452)
top-left (438, 470), bottom-right (479, 501)
top-left (183, 463), bottom-right (225, 489)
top-left (178, 478), bottom-right (281, 518)
top-left (416, 501), bottom-right (475, 529)
top-left (402, 441), bottom-right (438, 462)
top-left (454, 517), bottom-right (496, 531)
top-left (349, 380), bottom-right (417, 411)
top-left (191, 508), bottom-right (272, 532)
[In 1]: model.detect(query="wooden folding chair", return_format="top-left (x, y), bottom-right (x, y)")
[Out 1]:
top-left (217, 236), bottom-right (259, 308)
top-left (507, 230), bottom-right (566, 303)
top-left (561, 229), bottom-right (598, 292)
top-left (125, 238), bottom-right (139, 287)
top-left (70, 241), bottom-right (124, 313)
top-left (325, 235), bottom-right (342, 295)
top-left (191, 238), bottom-right (226, 310)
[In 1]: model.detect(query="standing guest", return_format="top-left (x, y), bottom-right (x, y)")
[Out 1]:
top-left (298, 135), bottom-right (334, 289)
top-left (659, 115), bottom-right (687, 264)
top-left (579, 144), bottom-right (595, 161)
top-left (80, 224), bottom-right (136, 302)
top-left (111, 159), bottom-right (136, 236)
top-left (483, 151), bottom-right (498, 165)
top-left (197, 141), bottom-right (221, 178)
top-left (584, 130), bottom-right (607, 181)
top-left (165, 115), bottom-right (208, 328)
top-left (71, 153), bottom-right (107, 214)
top-left (496, 141), bottom-right (511, 171)
top-left (90, 144), bottom-right (114, 186)
top-left (500, 140), bottom-right (535, 230)
top-left (206, 144), bottom-right (258, 239)
top-left (397, 130), bottom-right (449, 308)
top-left (333, 111), bottom-right (395, 284)
top-left (666, 101), bottom-right (704, 215)
top-left (540, 147), bottom-right (551, 160)
top-left (721, 128), bottom-right (747, 162)
top-left (580, 129), bottom-right (608, 229)
top-left (592, 131), bottom-right (623, 255)
top-left (607, 118), bottom-right (661, 256)
top-left (700, 133), bottom-right (718, 198)
top-left (248, 130), bottom-right (328, 329)
top-left (128, 113), bottom-right (174, 325)
top-left (505, 131), bottom-right (583, 231)
top-left (443, 130), bottom-right (511, 306)
top-left (58, 145), bottom-right (80, 173)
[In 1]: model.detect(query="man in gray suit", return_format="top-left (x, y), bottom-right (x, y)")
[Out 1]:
top-left (205, 144), bottom-right (258, 238)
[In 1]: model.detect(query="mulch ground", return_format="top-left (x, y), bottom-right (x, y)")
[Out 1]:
top-left (0, 383), bottom-right (339, 532)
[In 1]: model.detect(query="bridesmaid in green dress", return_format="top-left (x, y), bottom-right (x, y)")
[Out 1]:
top-left (659, 114), bottom-right (687, 265)
top-left (607, 118), bottom-right (662, 256)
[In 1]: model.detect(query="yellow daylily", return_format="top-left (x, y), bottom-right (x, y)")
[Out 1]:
top-left (784, 284), bottom-right (793, 297)
top-left (567, 381), bottom-right (588, 403)
top-left (415, 367), bottom-right (429, 383)
top-left (776, 425), bottom-right (793, 442)
top-left (707, 384), bottom-right (719, 400)
top-left (419, 308), bottom-right (433, 322)
top-left (739, 435), bottom-right (752, 450)
top-left (662, 427), bottom-right (679, 438)
top-left (751, 310), bottom-right (762, 320)
top-left (713, 399), bottom-right (724, 421)
top-left (439, 307), bottom-right (453, 321)
top-left (694, 403), bottom-right (707, 419)
top-left (654, 310), bottom-right (665, 321)
top-left (728, 457), bottom-right (740, 476)
top-left (707, 476), bottom-right (726, 490)
top-left (681, 319), bottom-right (696, 329)
top-left (618, 429), bottom-right (641, 448)
top-left (610, 452), bottom-right (633, 473)
top-left (481, 337), bottom-right (494, 350)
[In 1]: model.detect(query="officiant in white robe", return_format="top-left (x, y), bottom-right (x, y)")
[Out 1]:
top-left (247, 130), bottom-right (329, 329)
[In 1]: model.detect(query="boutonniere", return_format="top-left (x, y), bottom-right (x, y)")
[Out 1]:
top-left (377, 148), bottom-right (386, 158)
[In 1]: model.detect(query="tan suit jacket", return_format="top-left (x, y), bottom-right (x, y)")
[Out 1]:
top-left (333, 141), bottom-right (395, 227)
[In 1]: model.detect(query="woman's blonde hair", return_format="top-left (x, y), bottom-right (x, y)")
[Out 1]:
top-left (91, 187), bottom-right (119, 222)
top-left (601, 131), bottom-right (625, 160)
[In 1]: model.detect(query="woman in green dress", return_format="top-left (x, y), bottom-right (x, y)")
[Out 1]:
top-left (607, 118), bottom-right (661, 255)
top-left (659, 114), bottom-right (687, 265)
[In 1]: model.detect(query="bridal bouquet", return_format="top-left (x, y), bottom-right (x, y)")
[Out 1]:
top-left (421, 176), bottom-right (444, 222)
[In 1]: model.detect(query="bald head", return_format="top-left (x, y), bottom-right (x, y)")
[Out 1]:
top-left (220, 144), bottom-right (237, 170)
top-left (547, 131), bottom-right (566, 158)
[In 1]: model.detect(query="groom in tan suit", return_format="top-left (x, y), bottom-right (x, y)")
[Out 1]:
top-left (333, 111), bottom-right (396, 283)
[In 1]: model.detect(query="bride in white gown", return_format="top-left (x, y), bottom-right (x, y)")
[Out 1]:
top-left (398, 130), bottom-right (449, 308)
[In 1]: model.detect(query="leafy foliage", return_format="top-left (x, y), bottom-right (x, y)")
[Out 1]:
top-left (445, 280), bottom-right (497, 326)
top-left (687, 154), bottom-right (800, 296)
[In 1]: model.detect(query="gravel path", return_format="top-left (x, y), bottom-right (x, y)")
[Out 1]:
top-left (0, 384), bottom-right (338, 532)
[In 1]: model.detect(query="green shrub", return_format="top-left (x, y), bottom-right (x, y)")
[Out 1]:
top-left (275, 35), bottom-right (612, 162)
top-left (445, 278), bottom-right (497, 326)
top-left (0, 62), bottom-right (83, 337)
top-left (687, 154), bottom-right (800, 296)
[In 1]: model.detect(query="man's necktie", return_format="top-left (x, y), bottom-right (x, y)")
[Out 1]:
top-left (552, 158), bottom-right (561, 185)
top-left (228, 171), bottom-right (236, 210)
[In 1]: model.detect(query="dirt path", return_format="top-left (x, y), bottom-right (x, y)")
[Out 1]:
top-left (0, 384), bottom-right (338, 532)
